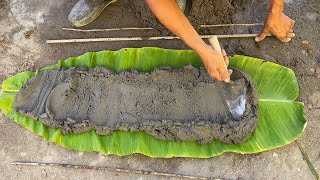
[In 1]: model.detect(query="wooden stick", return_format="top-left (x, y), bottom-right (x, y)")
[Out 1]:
top-left (208, 36), bottom-right (223, 54)
top-left (47, 33), bottom-right (272, 44)
top-left (62, 23), bottom-right (264, 32)
top-left (12, 161), bottom-right (218, 180)
top-left (208, 36), bottom-right (230, 83)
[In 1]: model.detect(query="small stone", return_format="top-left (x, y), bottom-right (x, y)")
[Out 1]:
top-left (315, 66), bottom-right (320, 77)
top-left (24, 30), bottom-right (34, 39)
top-left (306, 103), bottom-right (313, 109)
top-left (309, 91), bottom-right (320, 109)
top-left (302, 50), bottom-right (307, 55)
top-left (310, 68), bottom-right (315, 73)
top-left (41, 169), bottom-right (47, 178)
top-left (301, 40), bottom-right (309, 45)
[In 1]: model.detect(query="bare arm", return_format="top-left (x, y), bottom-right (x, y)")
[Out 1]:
top-left (145, 0), bottom-right (230, 82)
top-left (256, 0), bottom-right (295, 42)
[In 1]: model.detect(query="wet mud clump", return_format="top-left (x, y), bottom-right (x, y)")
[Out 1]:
top-left (14, 66), bottom-right (258, 144)
top-left (129, 0), bottom-right (246, 35)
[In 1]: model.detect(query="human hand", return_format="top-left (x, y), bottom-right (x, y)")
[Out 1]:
top-left (198, 45), bottom-right (232, 82)
top-left (255, 12), bottom-right (295, 42)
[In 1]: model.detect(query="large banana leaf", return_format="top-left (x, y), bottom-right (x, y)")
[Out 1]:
top-left (0, 47), bottom-right (306, 158)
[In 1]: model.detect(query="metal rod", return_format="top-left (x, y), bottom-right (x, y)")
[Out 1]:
top-left (62, 27), bottom-right (154, 32)
top-left (200, 23), bottom-right (263, 28)
top-left (47, 33), bottom-right (271, 44)
top-left (62, 23), bottom-right (264, 32)
top-left (12, 161), bottom-right (217, 180)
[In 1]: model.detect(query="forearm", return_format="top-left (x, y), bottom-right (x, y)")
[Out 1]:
top-left (145, 0), bottom-right (208, 55)
top-left (269, 0), bottom-right (284, 14)
top-left (145, 0), bottom-right (231, 81)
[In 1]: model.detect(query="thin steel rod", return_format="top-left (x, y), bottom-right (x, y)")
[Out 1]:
top-left (62, 27), bottom-right (154, 32)
top-left (47, 33), bottom-right (272, 44)
top-left (200, 23), bottom-right (263, 28)
top-left (62, 23), bottom-right (264, 32)
top-left (12, 161), bottom-right (217, 180)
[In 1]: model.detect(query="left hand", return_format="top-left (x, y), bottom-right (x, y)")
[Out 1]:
top-left (255, 12), bottom-right (295, 42)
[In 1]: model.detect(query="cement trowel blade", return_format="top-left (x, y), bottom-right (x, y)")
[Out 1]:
top-left (219, 69), bottom-right (247, 121)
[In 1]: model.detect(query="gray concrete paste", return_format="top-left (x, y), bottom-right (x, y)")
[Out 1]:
top-left (14, 66), bottom-right (258, 144)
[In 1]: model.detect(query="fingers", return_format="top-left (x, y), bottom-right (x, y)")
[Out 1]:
top-left (277, 19), bottom-right (295, 42)
top-left (221, 49), bottom-right (229, 66)
top-left (206, 63), bottom-right (229, 82)
top-left (290, 20), bottom-right (295, 28)
top-left (278, 30), bottom-right (295, 42)
top-left (282, 21), bottom-right (295, 42)
top-left (218, 67), bottom-right (230, 83)
top-left (220, 69), bottom-right (233, 81)
top-left (287, 32), bottom-right (295, 38)
top-left (278, 37), bottom-right (292, 43)
top-left (255, 28), bottom-right (269, 42)
top-left (219, 49), bottom-right (231, 82)
top-left (208, 68), bottom-right (222, 81)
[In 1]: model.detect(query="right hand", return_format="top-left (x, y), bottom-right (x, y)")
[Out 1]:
top-left (198, 45), bottom-right (231, 82)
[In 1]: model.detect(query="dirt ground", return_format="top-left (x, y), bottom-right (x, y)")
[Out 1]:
top-left (0, 0), bottom-right (319, 179)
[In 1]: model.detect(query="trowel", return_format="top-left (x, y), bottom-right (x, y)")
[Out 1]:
top-left (208, 36), bottom-right (247, 121)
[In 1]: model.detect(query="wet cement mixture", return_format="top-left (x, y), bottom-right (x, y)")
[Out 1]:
top-left (14, 66), bottom-right (258, 144)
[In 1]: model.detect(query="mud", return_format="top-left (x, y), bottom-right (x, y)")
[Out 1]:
top-left (14, 66), bottom-right (258, 144)
top-left (129, 0), bottom-right (246, 35)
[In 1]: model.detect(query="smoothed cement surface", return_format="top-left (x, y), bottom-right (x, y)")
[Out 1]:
top-left (14, 66), bottom-right (258, 144)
